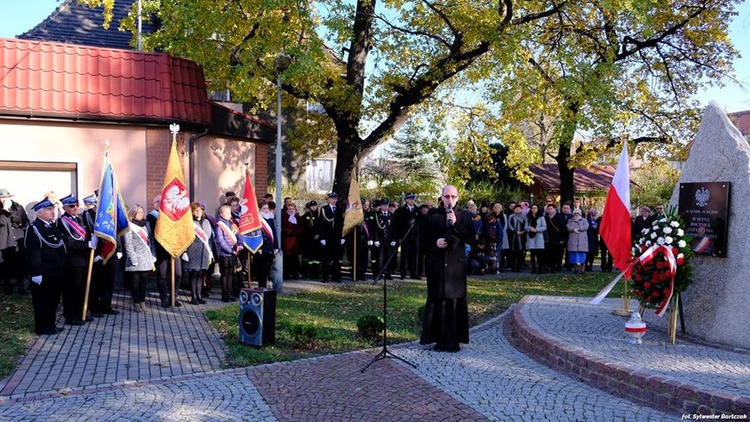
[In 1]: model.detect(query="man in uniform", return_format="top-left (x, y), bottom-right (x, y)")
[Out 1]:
top-left (301, 201), bottom-right (321, 278)
top-left (25, 198), bottom-right (67, 335)
top-left (420, 185), bottom-right (474, 353)
top-left (371, 198), bottom-right (396, 280)
top-left (82, 193), bottom-right (120, 316)
top-left (395, 193), bottom-right (420, 280)
top-left (318, 192), bottom-right (344, 282)
top-left (58, 195), bottom-right (95, 325)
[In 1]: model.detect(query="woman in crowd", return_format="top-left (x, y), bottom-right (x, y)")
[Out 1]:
top-left (123, 205), bottom-right (155, 312)
top-left (214, 204), bottom-right (242, 302)
top-left (182, 203), bottom-right (213, 305)
top-left (507, 204), bottom-right (527, 272)
top-left (525, 204), bottom-right (547, 274)
top-left (281, 201), bottom-right (303, 279)
top-left (585, 208), bottom-right (600, 272)
top-left (566, 208), bottom-right (589, 274)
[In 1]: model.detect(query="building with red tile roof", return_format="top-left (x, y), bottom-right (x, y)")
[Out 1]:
top-left (1, 37), bottom-right (274, 213)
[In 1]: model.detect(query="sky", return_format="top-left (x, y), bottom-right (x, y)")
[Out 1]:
top-left (1, 0), bottom-right (749, 113)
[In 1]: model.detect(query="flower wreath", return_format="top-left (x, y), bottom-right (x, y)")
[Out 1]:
top-left (630, 208), bottom-right (694, 316)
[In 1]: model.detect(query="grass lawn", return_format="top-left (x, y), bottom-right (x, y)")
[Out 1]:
top-left (207, 271), bottom-right (617, 368)
top-left (0, 271), bottom-right (619, 379)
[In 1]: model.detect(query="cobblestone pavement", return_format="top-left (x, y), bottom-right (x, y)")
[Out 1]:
top-left (1, 280), bottom-right (733, 421)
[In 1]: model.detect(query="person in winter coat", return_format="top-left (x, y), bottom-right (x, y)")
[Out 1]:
top-left (420, 185), bottom-right (474, 353)
top-left (507, 204), bottom-right (527, 272)
top-left (182, 203), bottom-right (213, 305)
top-left (566, 209), bottom-right (589, 274)
top-left (214, 204), bottom-right (243, 302)
top-left (585, 208), bottom-right (600, 272)
top-left (524, 204), bottom-right (547, 274)
top-left (281, 202), bottom-right (303, 279)
top-left (123, 205), bottom-right (156, 312)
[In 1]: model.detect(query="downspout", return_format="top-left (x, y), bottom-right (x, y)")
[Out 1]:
top-left (188, 128), bottom-right (210, 200)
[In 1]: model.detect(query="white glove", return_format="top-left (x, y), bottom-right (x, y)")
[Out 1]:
top-left (31, 275), bottom-right (42, 285)
top-left (181, 252), bottom-right (189, 262)
top-left (320, 239), bottom-right (327, 246)
top-left (2, 198), bottom-right (11, 209)
top-left (574, 228), bottom-right (579, 233)
top-left (88, 236), bottom-right (98, 249)
top-left (390, 241), bottom-right (396, 247)
top-left (374, 241), bottom-right (380, 247)
top-left (94, 256), bottom-right (102, 263)
top-left (340, 239), bottom-right (345, 245)
top-left (367, 240), bottom-right (373, 246)
top-left (116, 252), bottom-right (123, 259)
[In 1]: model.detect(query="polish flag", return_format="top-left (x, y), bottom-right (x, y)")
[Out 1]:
top-left (600, 143), bottom-right (632, 274)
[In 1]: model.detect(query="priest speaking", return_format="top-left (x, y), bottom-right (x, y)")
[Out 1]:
top-left (420, 185), bottom-right (474, 353)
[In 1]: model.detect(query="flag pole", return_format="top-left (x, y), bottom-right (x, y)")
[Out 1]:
top-left (353, 231), bottom-right (357, 281)
top-left (171, 258), bottom-right (176, 308)
top-left (82, 249), bottom-right (95, 321)
top-left (613, 279), bottom-right (633, 316)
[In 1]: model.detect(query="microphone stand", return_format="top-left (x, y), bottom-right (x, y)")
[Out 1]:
top-left (361, 219), bottom-right (418, 373)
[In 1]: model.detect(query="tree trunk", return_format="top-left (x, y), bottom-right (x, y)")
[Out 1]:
top-left (556, 144), bottom-right (575, 207)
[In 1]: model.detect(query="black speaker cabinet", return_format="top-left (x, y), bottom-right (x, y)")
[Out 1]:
top-left (238, 288), bottom-right (276, 347)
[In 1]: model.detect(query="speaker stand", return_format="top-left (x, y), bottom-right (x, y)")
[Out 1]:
top-left (361, 222), bottom-right (417, 373)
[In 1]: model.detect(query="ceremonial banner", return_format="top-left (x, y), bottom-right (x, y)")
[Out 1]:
top-left (600, 143), bottom-right (632, 273)
top-left (239, 167), bottom-right (264, 253)
top-left (342, 175), bottom-right (364, 236)
top-left (93, 155), bottom-right (130, 263)
top-left (154, 140), bottom-right (195, 257)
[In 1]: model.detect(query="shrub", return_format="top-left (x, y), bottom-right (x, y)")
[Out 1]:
top-left (288, 323), bottom-right (319, 349)
top-left (356, 315), bottom-right (385, 339)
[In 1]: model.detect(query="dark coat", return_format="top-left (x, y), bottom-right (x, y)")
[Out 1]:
top-left (318, 204), bottom-right (343, 241)
top-left (424, 207), bottom-right (474, 300)
top-left (57, 213), bottom-right (91, 268)
top-left (25, 218), bottom-right (67, 278)
top-left (394, 204), bottom-right (420, 241)
top-left (544, 212), bottom-right (567, 247)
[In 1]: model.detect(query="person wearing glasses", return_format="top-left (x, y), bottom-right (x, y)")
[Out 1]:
top-left (654, 205), bottom-right (666, 220)
top-left (420, 185), bottom-right (474, 353)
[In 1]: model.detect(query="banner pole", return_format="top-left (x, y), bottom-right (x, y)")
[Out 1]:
top-left (353, 232), bottom-right (357, 281)
top-left (171, 257), bottom-right (176, 308)
top-left (82, 248), bottom-right (96, 321)
top-left (612, 278), bottom-right (632, 316)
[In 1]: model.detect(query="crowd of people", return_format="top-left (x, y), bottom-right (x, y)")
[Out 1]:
top-left (1, 184), bottom-right (669, 337)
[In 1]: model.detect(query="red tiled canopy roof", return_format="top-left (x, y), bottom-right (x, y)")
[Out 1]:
top-left (529, 163), bottom-right (622, 193)
top-left (728, 110), bottom-right (750, 137)
top-left (0, 37), bottom-right (211, 126)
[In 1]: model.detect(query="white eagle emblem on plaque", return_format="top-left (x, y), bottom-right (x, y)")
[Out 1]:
top-left (695, 187), bottom-right (710, 207)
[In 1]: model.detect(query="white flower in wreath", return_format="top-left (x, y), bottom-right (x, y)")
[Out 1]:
top-left (665, 236), bottom-right (674, 245)
top-left (677, 253), bottom-right (684, 260)
top-left (660, 218), bottom-right (667, 223)
top-left (678, 240), bottom-right (687, 248)
top-left (677, 228), bottom-right (684, 236)
top-left (651, 232), bottom-right (657, 239)
top-left (642, 228), bottom-right (650, 234)
top-left (670, 221), bottom-right (679, 228)
top-left (657, 237), bottom-right (665, 245)
top-left (663, 227), bottom-right (673, 234)
top-left (645, 240), bottom-right (652, 246)
top-left (632, 247), bottom-right (639, 255)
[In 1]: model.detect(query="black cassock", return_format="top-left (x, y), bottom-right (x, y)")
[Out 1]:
top-left (420, 206), bottom-right (474, 351)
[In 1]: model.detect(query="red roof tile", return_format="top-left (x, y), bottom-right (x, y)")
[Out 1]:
top-left (529, 163), bottom-right (625, 193)
top-left (0, 37), bottom-right (211, 125)
top-left (728, 110), bottom-right (750, 137)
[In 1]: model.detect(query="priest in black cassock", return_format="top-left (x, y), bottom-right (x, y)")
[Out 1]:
top-left (420, 185), bottom-right (474, 353)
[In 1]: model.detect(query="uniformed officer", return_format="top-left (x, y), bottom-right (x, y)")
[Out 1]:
top-left (82, 193), bottom-right (120, 316)
top-left (395, 193), bottom-right (421, 280)
top-left (371, 198), bottom-right (396, 279)
top-left (25, 198), bottom-right (67, 335)
top-left (58, 195), bottom-right (97, 325)
top-left (301, 201), bottom-right (321, 278)
top-left (318, 192), bottom-right (344, 282)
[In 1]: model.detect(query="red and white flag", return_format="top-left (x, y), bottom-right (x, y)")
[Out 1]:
top-left (600, 143), bottom-right (632, 274)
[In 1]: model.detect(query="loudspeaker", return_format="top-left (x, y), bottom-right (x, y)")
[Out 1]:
top-left (238, 288), bottom-right (276, 347)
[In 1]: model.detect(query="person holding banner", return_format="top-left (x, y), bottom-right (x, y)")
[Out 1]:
top-left (252, 202), bottom-right (279, 288)
top-left (182, 203), bottom-right (213, 305)
top-left (123, 205), bottom-right (156, 312)
top-left (57, 195), bottom-right (94, 325)
top-left (214, 204), bottom-right (243, 302)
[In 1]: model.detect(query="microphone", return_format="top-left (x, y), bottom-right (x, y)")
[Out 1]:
top-left (445, 206), bottom-right (453, 227)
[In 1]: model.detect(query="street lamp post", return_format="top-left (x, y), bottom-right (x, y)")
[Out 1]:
top-left (273, 54), bottom-right (291, 293)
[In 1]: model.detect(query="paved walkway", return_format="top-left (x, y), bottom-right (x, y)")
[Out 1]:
top-left (0, 278), bottom-right (744, 420)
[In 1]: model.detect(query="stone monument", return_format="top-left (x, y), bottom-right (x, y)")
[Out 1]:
top-left (668, 101), bottom-right (750, 349)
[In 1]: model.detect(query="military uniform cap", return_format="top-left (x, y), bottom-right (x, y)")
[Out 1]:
top-left (83, 194), bottom-right (97, 205)
top-left (32, 198), bottom-right (54, 212)
top-left (327, 192), bottom-right (338, 198)
top-left (404, 193), bottom-right (416, 199)
top-left (60, 195), bottom-right (79, 206)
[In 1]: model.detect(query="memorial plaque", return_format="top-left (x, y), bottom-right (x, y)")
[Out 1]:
top-left (678, 182), bottom-right (729, 257)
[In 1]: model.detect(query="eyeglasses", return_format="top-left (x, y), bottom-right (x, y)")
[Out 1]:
top-left (442, 195), bottom-right (457, 199)
top-left (64, 204), bottom-right (80, 208)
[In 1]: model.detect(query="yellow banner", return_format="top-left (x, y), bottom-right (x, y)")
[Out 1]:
top-left (154, 140), bottom-right (195, 257)
top-left (342, 175), bottom-right (364, 236)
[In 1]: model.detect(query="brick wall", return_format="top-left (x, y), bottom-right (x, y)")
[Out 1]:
top-left (146, 128), bottom-right (188, 204)
top-left (255, 143), bottom-right (269, 200)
